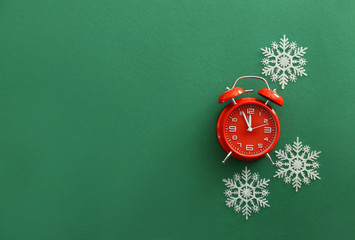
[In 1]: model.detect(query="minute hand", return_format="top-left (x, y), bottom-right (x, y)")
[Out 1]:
top-left (251, 123), bottom-right (269, 130)
top-left (242, 112), bottom-right (251, 128)
top-left (242, 112), bottom-right (253, 132)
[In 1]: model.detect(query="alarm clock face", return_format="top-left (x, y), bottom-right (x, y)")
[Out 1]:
top-left (218, 98), bottom-right (280, 160)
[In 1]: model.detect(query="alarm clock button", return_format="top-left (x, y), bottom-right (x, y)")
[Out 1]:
top-left (218, 87), bottom-right (245, 104)
top-left (258, 88), bottom-right (284, 106)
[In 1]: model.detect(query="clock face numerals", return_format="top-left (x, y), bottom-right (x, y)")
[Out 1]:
top-left (225, 104), bottom-right (277, 157)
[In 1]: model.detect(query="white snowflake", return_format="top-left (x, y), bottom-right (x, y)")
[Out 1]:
top-left (274, 137), bottom-right (321, 192)
top-left (223, 167), bottom-right (270, 220)
top-left (261, 35), bottom-right (308, 89)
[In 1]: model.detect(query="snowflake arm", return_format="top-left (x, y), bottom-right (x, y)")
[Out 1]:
top-left (223, 178), bottom-right (237, 189)
top-left (261, 47), bottom-right (275, 58)
top-left (293, 65), bottom-right (307, 77)
top-left (261, 65), bottom-right (276, 76)
top-left (293, 47), bottom-right (308, 58)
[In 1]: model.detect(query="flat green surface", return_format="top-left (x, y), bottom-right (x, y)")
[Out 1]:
top-left (0, 0), bottom-right (354, 239)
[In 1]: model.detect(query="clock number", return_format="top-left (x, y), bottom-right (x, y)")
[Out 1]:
top-left (246, 145), bottom-right (253, 151)
top-left (264, 119), bottom-right (268, 124)
top-left (239, 111), bottom-right (243, 116)
top-left (229, 126), bottom-right (237, 132)
top-left (258, 144), bottom-right (263, 148)
top-left (247, 108), bottom-right (254, 115)
top-left (264, 137), bottom-right (269, 141)
top-left (232, 135), bottom-right (237, 140)
top-left (232, 118), bottom-right (237, 122)
top-left (264, 127), bottom-right (272, 133)
top-left (237, 143), bottom-right (242, 148)
top-left (259, 111), bottom-right (261, 116)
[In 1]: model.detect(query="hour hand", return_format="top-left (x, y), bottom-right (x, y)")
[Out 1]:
top-left (242, 112), bottom-right (253, 132)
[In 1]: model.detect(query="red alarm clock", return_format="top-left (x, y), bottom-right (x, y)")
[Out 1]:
top-left (216, 76), bottom-right (283, 164)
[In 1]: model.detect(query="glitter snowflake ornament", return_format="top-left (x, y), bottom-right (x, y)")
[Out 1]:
top-left (261, 35), bottom-right (308, 89)
top-left (274, 137), bottom-right (321, 192)
top-left (223, 167), bottom-right (270, 220)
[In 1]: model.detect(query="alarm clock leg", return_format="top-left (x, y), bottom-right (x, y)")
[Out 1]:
top-left (222, 151), bottom-right (233, 164)
top-left (266, 153), bottom-right (275, 165)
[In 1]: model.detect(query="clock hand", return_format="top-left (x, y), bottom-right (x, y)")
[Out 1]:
top-left (247, 114), bottom-right (253, 132)
top-left (251, 123), bottom-right (269, 130)
top-left (242, 112), bottom-right (250, 129)
top-left (242, 112), bottom-right (249, 126)
top-left (242, 112), bottom-right (253, 132)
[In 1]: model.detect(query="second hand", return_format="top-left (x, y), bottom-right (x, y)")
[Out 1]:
top-left (251, 123), bottom-right (269, 130)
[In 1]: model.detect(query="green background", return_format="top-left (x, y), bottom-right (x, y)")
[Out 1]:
top-left (0, 0), bottom-right (354, 239)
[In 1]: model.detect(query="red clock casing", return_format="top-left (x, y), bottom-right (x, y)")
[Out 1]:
top-left (216, 97), bottom-right (281, 161)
